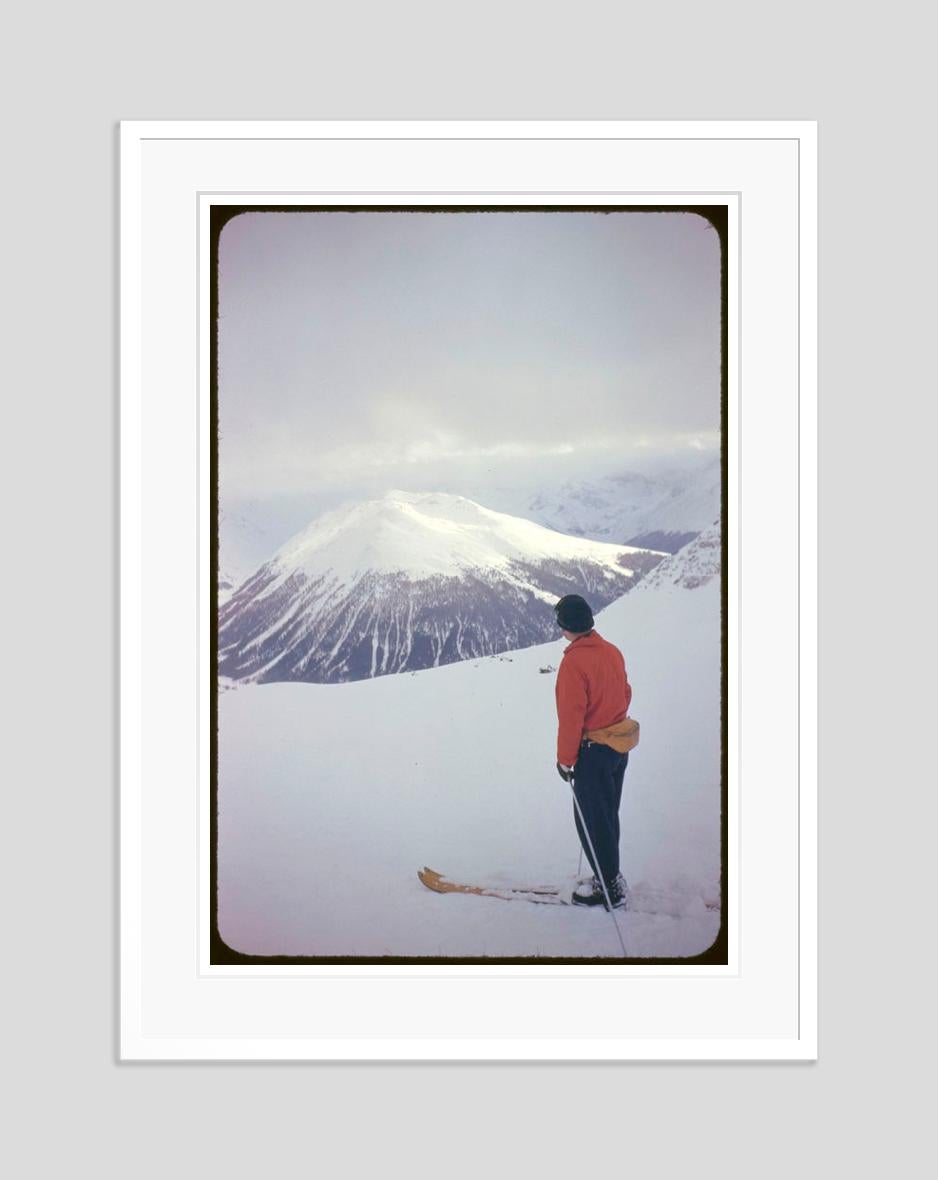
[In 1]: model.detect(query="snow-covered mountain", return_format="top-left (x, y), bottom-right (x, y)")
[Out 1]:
top-left (632, 520), bottom-right (721, 592)
top-left (217, 457), bottom-right (722, 608)
top-left (218, 490), bottom-right (665, 685)
top-left (625, 458), bottom-right (721, 552)
top-left (461, 456), bottom-right (721, 554)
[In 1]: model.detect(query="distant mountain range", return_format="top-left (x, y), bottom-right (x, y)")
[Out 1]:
top-left (499, 456), bottom-right (721, 553)
top-left (218, 491), bottom-right (666, 685)
top-left (219, 457), bottom-right (722, 599)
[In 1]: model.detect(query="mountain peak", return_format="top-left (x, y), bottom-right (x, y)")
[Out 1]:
top-left (270, 489), bottom-right (652, 584)
top-left (219, 493), bottom-right (666, 684)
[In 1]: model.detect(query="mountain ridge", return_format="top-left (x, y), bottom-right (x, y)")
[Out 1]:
top-left (218, 490), bottom-right (665, 684)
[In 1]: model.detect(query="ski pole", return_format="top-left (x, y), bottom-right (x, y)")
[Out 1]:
top-left (569, 776), bottom-right (628, 958)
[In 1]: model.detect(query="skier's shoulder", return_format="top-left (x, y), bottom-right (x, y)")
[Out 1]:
top-left (558, 637), bottom-right (589, 677)
top-left (582, 630), bottom-right (625, 666)
top-left (603, 636), bottom-right (627, 671)
top-left (597, 631), bottom-right (625, 659)
top-left (562, 630), bottom-right (615, 664)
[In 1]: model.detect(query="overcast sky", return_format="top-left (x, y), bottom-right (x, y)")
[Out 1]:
top-left (218, 210), bottom-right (721, 501)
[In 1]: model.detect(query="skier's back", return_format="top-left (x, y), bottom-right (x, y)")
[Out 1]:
top-left (553, 594), bottom-right (633, 910)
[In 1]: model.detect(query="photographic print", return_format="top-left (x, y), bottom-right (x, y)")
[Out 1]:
top-left (211, 204), bottom-right (727, 965)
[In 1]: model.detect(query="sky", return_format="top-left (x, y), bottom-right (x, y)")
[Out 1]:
top-left (217, 209), bottom-right (721, 504)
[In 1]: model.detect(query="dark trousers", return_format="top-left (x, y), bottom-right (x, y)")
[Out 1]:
top-left (572, 743), bottom-right (629, 891)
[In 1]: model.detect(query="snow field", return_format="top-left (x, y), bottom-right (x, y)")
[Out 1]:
top-left (217, 576), bottom-right (721, 959)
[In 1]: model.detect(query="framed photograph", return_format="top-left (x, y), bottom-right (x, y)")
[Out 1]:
top-left (120, 120), bottom-right (816, 1059)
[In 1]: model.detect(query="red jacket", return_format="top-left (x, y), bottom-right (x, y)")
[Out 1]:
top-left (555, 630), bottom-right (632, 766)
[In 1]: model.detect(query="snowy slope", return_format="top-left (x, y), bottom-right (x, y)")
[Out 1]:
top-left (633, 520), bottom-right (721, 592)
top-left (217, 566), bottom-right (722, 960)
top-left (218, 491), bottom-right (664, 684)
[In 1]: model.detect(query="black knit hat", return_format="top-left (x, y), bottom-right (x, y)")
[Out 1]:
top-left (554, 594), bottom-right (594, 633)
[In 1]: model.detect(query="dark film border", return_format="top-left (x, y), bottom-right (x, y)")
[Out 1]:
top-left (209, 204), bottom-right (729, 967)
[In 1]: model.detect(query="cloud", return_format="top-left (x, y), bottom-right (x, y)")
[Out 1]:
top-left (218, 209), bottom-right (721, 498)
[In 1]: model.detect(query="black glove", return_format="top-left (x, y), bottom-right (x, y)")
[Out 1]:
top-left (556, 762), bottom-right (575, 783)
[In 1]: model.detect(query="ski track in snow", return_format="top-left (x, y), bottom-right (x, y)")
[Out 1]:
top-left (217, 569), bottom-right (722, 960)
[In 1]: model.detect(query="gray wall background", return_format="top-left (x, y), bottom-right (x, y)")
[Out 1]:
top-left (5, 1), bottom-right (931, 1174)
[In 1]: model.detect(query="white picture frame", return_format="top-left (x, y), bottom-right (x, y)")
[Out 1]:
top-left (120, 119), bottom-right (816, 1060)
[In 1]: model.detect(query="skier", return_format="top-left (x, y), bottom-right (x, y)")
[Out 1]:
top-left (553, 594), bottom-right (634, 910)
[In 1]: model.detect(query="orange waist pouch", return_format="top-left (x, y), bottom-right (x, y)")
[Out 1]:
top-left (585, 716), bottom-right (640, 754)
